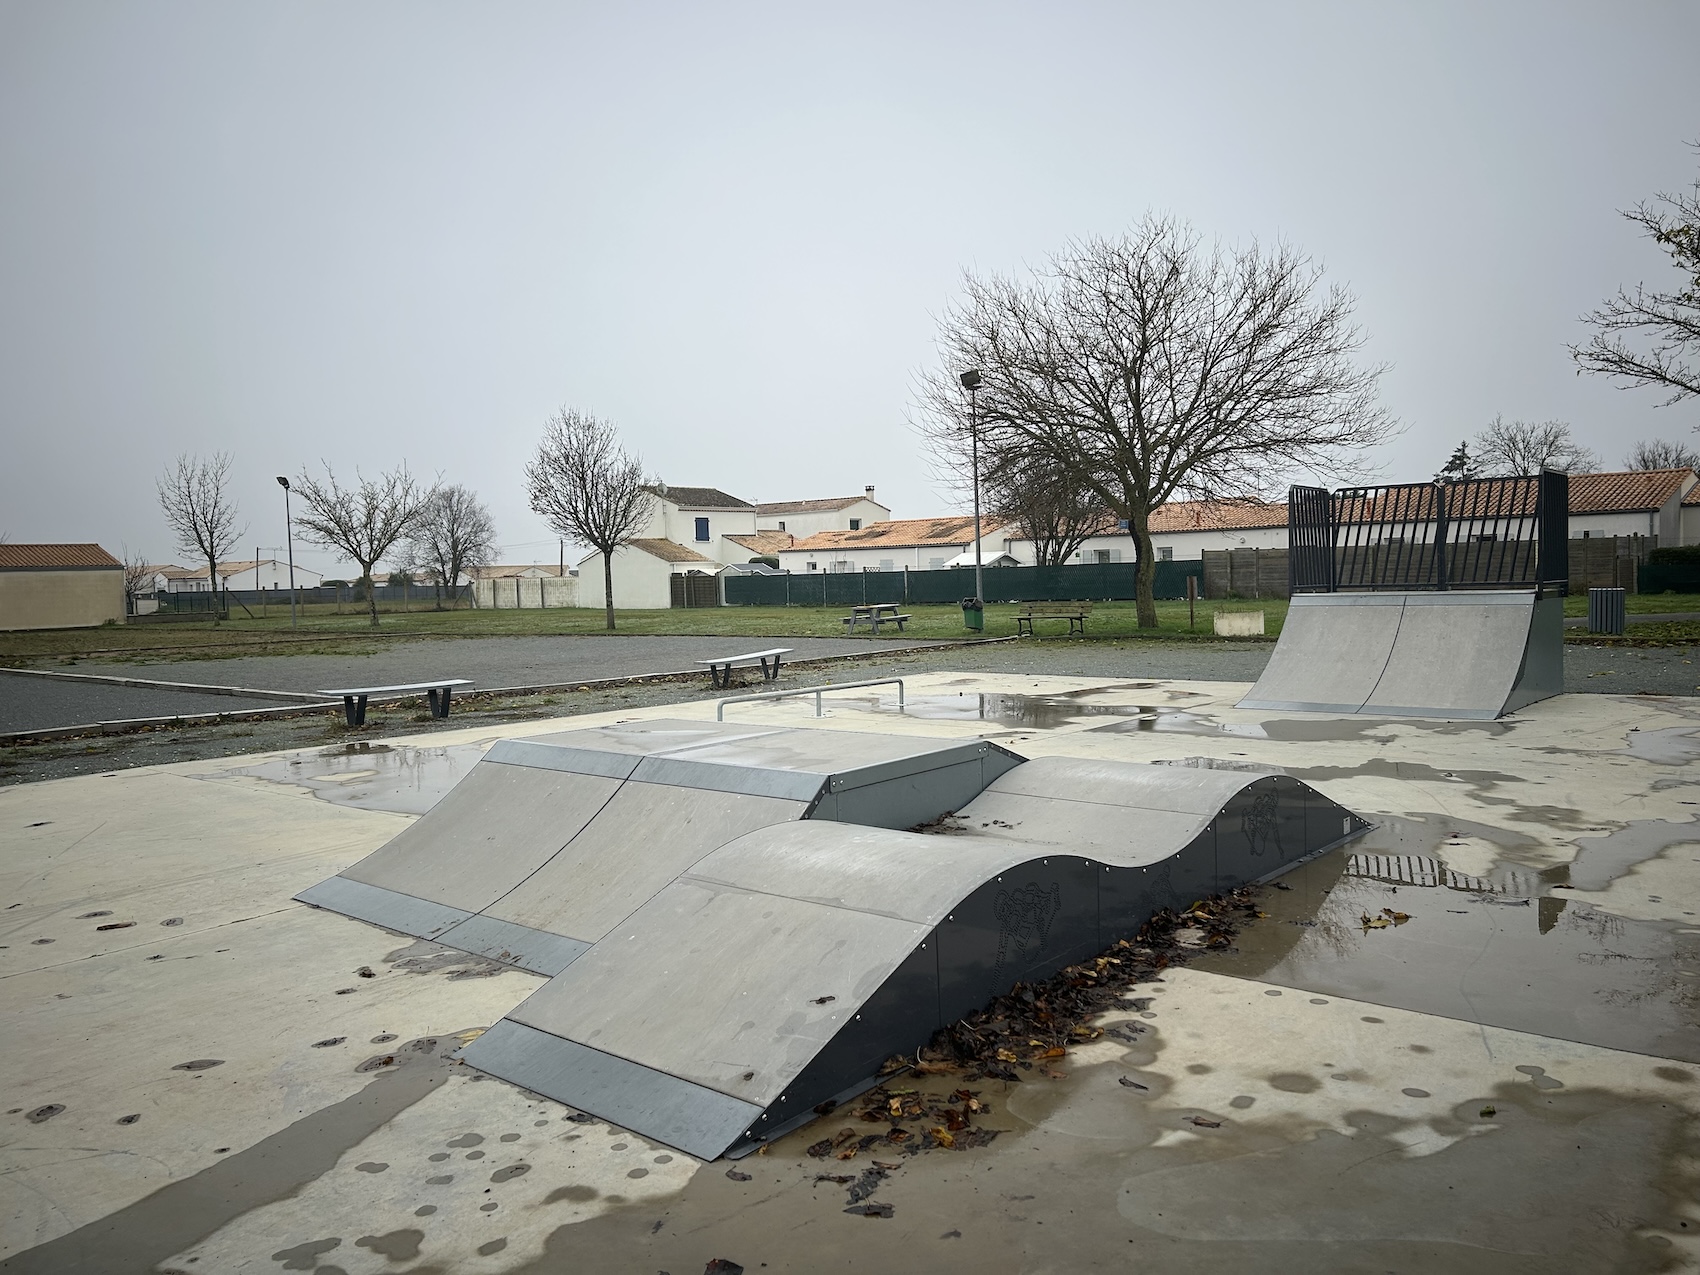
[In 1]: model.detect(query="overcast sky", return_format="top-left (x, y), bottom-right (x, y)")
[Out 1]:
top-left (3, 1), bottom-right (1698, 575)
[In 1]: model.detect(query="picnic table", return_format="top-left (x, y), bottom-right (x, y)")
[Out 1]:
top-left (317, 679), bottom-right (474, 727)
top-left (698, 647), bottom-right (794, 689)
top-left (843, 603), bottom-right (912, 634)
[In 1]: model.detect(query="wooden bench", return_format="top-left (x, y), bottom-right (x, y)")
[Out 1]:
top-left (1016, 602), bottom-right (1092, 636)
top-left (843, 604), bottom-right (912, 634)
top-left (698, 648), bottom-right (794, 689)
top-left (317, 679), bottom-right (474, 727)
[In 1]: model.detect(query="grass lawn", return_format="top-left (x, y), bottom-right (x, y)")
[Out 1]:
top-left (0, 598), bottom-right (1287, 663)
top-left (1562, 592), bottom-right (1700, 615)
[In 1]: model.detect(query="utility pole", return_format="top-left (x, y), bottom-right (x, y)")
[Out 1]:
top-left (960, 369), bottom-right (985, 609)
top-left (276, 476), bottom-right (298, 629)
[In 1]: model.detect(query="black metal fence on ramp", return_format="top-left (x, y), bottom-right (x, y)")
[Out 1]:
top-left (1288, 471), bottom-right (1569, 596)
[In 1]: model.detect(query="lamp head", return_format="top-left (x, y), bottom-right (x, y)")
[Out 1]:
top-left (276, 476), bottom-right (290, 490)
top-left (958, 370), bottom-right (983, 391)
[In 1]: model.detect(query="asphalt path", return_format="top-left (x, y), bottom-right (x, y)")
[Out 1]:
top-left (0, 673), bottom-right (289, 735)
top-left (5, 636), bottom-right (947, 732)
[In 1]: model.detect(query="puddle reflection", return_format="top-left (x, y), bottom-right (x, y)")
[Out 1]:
top-left (235, 741), bottom-right (487, 814)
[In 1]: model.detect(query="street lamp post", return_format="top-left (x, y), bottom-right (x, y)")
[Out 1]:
top-left (276, 476), bottom-right (297, 630)
top-left (959, 369), bottom-right (985, 611)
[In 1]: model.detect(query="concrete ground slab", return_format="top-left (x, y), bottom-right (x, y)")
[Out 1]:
top-left (8, 671), bottom-right (1700, 1271)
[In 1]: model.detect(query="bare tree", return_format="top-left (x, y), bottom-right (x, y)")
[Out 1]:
top-left (1571, 155), bottom-right (1700, 405)
top-left (1626, 438), bottom-right (1700, 471)
top-left (156, 452), bottom-right (244, 617)
top-left (919, 216), bottom-right (1392, 626)
top-left (525, 409), bottom-right (649, 630)
top-left (404, 484), bottom-right (497, 609)
top-left (291, 465), bottom-right (431, 627)
top-left (983, 447), bottom-right (1106, 566)
top-left (1471, 416), bottom-right (1599, 475)
top-left (121, 548), bottom-right (156, 615)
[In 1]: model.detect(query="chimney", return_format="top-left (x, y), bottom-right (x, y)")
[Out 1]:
top-left (864, 485), bottom-right (875, 499)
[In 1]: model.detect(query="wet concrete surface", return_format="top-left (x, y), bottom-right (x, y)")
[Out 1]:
top-left (0, 671), bottom-right (287, 734)
top-left (236, 741), bottom-right (491, 815)
top-left (1192, 817), bottom-right (1700, 1063)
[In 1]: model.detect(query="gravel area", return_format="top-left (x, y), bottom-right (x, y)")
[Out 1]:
top-left (5, 638), bottom-right (1698, 787)
top-left (0, 672), bottom-right (293, 735)
top-left (47, 634), bottom-right (948, 697)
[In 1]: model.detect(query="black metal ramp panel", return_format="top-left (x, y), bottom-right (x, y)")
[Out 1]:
top-left (296, 720), bottom-right (1026, 969)
top-left (460, 765), bottom-right (1368, 1159)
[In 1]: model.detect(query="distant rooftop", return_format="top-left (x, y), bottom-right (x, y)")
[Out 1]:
top-left (0, 543), bottom-right (121, 570)
top-left (646, 485), bottom-right (753, 510)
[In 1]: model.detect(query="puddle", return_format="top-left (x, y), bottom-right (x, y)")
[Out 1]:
top-left (1195, 815), bottom-right (1700, 1062)
top-left (857, 690), bottom-right (1222, 733)
top-left (235, 743), bottom-right (487, 814)
top-left (1565, 819), bottom-right (1700, 891)
top-left (1624, 727), bottom-right (1700, 766)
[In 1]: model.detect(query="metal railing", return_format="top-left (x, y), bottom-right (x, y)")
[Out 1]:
top-left (716, 678), bottom-right (905, 721)
top-left (1289, 470), bottom-right (1569, 596)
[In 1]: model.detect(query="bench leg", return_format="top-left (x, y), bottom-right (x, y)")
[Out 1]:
top-left (760, 656), bottom-right (781, 681)
top-left (709, 664), bottom-right (728, 690)
top-left (427, 688), bottom-right (452, 719)
top-left (343, 695), bottom-right (368, 727)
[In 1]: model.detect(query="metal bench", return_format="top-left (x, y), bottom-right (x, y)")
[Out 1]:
top-left (697, 647), bottom-right (794, 689)
top-left (317, 679), bottom-right (474, 727)
top-left (1016, 602), bottom-right (1092, 636)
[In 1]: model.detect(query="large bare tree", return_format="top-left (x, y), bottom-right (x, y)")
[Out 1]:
top-left (404, 484), bottom-right (497, 609)
top-left (156, 452), bottom-right (245, 616)
top-left (1471, 416), bottom-right (1599, 476)
top-left (1571, 157), bottom-right (1700, 405)
top-left (920, 217), bottom-right (1391, 626)
top-left (1627, 438), bottom-right (1700, 471)
top-left (291, 464), bottom-right (431, 627)
top-left (525, 409), bottom-right (649, 630)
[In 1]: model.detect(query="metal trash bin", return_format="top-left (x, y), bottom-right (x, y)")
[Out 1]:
top-left (1588, 586), bottom-right (1626, 635)
top-left (961, 596), bottom-right (984, 632)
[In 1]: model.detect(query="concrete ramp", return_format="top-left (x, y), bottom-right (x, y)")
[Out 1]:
top-left (296, 719), bottom-right (1022, 975)
top-left (459, 753), bottom-right (1367, 1159)
top-left (1239, 590), bottom-right (1562, 719)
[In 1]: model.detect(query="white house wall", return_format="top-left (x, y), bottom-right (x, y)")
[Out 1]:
top-left (638, 494), bottom-right (759, 565)
top-left (576, 547), bottom-right (683, 610)
top-left (757, 499), bottom-right (891, 539)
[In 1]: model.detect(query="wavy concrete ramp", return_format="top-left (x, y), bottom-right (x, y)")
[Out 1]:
top-left (296, 719), bottom-right (1022, 975)
top-left (1239, 590), bottom-right (1562, 719)
top-left (460, 755), bottom-right (1368, 1159)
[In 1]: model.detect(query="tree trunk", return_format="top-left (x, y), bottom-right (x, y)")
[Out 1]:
top-left (363, 562), bottom-right (381, 628)
top-left (206, 554), bottom-right (220, 625)
top-left (1128, 515), bottom-right (1158, 628)
top-left (602, 551), bottom-right (616, 631)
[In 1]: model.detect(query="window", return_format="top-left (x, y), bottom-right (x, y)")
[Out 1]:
top-left (694, 517), bottom-right (710, 542)
top-left (1093, 549), bottom-right (1112, 564)
top-left (1470, 533), bottom-right (1498, 543)
top-left (849, 518), bottom-right (861, 530)
top-left (879, 558), bottom-right (894, 571)
top-left (928, 557), bottom-right (945, 569)
top-left (777, 520), bottom-right (786, 531)
top-left (1582, 530), bottom-right (1591, 539)
top-left (1158, 546), bottom-right (1174, 561)
top-left (807, 561), bottom-right (817, 571)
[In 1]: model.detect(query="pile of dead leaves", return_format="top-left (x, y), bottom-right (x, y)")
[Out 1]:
top-left (884, 886), bottom-right (1263, 1085)
top-left (806, 1086), bottom-right (998, 1161)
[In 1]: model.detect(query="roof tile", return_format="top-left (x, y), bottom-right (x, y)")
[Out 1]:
top-left (0, 543), bottom-right (122, 569)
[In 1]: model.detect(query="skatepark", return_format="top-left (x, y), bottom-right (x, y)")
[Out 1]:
top-left (7, 475), bottom-right (1700, 1272)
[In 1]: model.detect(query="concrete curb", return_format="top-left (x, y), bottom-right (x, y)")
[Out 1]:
top-left (0, 639), bottom-right (1010, 748)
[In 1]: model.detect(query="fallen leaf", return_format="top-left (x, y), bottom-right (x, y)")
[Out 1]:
top-left (1187, 1116), bottom-right (1222, 1128)
top-left (1118, 1076), bottom-right (1149, 1090)
top-left (725, 1168), bottom-right (752, 1181)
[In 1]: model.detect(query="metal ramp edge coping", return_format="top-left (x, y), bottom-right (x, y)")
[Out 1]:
top-left (1237, 590), bottom-right (1558, 719)
top-left (456, 772), bottom-right (1372, 1161)
top-left (294, 723), bottom-right (1027, 973)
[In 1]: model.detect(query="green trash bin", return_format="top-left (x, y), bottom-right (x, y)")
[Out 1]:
top-left (961, 596), bottom-right (984, 632)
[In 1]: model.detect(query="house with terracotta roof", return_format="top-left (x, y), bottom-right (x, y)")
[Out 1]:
top-left (0, 543), bottom-right (124, 630)
top-left (1567, 468), bottom-right (1697, 543)
top-left (778, 516), bottom-right (1008, 573)
top-left (1001, 499), bottom-right (1291, 566)
top-left (755, 487), bottom-right (890, 539)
